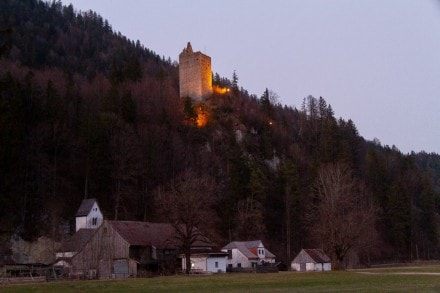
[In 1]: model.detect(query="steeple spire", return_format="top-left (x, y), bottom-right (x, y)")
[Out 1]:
top-left (186, 42), bottom-right (193, 54)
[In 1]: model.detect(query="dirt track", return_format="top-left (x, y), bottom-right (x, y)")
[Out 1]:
top-left (357, 271), bottom-right (440, 276)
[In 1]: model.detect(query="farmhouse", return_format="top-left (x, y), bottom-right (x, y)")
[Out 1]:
top-left (56, 220), bottom-right (227, 278)
top-left (222, 240), bottom-right (275, 270)
top-left (56, 220), bottom-right (181, 278)
top-left (291, 249), bottom-right (331, 272)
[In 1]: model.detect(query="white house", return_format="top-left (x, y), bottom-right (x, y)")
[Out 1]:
top-left (181, 250), bottom-right (228, 273)
top-left (75, 198), bottom-right (103, 231)
top-left (221, 240), bottom-right (275, 269)
top-left (291, 249), bottom-right (331, 272)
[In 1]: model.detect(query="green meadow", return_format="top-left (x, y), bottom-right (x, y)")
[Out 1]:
top-left (2, 265), bottom-right (440, 292)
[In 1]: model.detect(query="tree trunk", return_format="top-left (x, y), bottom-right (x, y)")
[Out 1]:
top-left (185, 249), bottom-right (191, 274)
top-left (286, 193), bottom-right (291, 261)
top-left (114, 180), bottom-right (121, 220)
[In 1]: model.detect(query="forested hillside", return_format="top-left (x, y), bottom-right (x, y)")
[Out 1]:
top-left (1, 0), bottom-right (439, 267)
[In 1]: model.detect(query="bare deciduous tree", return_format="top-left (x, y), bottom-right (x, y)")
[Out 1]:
top-left (107, 114), bottom-right (141, 220)
top-left (310, 163), bottom-right (377, 269)
top-left (154, 169), bottom-right (218, 274)
top-left (234, 197), bottom-right (266, 240)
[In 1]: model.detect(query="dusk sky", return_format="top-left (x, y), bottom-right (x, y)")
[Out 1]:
top-left (63, 0), bottom-right (440, 154)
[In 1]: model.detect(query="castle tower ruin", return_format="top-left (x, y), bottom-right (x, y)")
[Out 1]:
top-left (179, 42), bottom-right (212, 101)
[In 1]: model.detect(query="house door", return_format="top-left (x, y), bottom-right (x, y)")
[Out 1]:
top-left (300, 263), bottom-right (306, 272)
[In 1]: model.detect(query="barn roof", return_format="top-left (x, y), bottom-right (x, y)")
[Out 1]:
top-left (57, 229), bottom-right (97, 253)
top-left (222, 240), bottom-right (275, 259)
top-left (304, 249), bottom-right (331, 263)
top-left (108, 221), bottom-right (213, 250)
top-left (109, 221), bottom-right (176, 249)
top-left (75, 198), bottom-right (98, 217)
top-left (292, 249), bottom-right (331, 264)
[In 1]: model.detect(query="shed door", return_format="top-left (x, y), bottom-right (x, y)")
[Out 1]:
top-left (113, 259), bottom-right (129, 278)
top-left (300, 263), bottom-right (306, 272)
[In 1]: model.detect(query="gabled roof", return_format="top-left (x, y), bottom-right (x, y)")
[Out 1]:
top-left (109, 221), bottom-right (177, 249)
top-left (292, 249), bottom-right (331, 264)
top-left (304, 249), bottom-right (331, 263)
top-left (222, 240), bottom-right (275, 259)
top-left (57, 229), bottom-right (97, 253)
top-left (264, 249), bottom-right (276, 258)
top-left (108, 221), bottom-right (214, 250)
top-left (75, 198), bottom-right (98, 217)
top-left (222, 240), bottom-right (261, 250)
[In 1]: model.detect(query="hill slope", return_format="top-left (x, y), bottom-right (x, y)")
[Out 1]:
top-left (0, 0), bottom-right (439, 265)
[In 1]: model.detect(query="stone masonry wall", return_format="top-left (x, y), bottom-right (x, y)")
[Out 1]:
top-left (179, 42), bottom-right (212, 101)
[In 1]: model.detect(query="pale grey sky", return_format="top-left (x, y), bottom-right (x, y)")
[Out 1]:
top-left (64, 0), bottom-right (440, 154)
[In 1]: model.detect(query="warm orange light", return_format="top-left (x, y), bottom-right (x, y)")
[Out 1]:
top-left (196, 112), bottom-right (208, 127)
top-left (195, 103), bottom-right (209, 127)
top-left (213, 85), bottom-right (230, 94)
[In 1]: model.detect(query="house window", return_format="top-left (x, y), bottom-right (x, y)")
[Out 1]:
top-left (237, 263), bottom-right (241, 268)
top-left (227, 249), bottom-right (232, 259)
top-left (92, 217), bottom-right (97, 225)
top-left (215, 262), bottom-right (218, 268)
top-left (228, 264), bottom-right (232, 269)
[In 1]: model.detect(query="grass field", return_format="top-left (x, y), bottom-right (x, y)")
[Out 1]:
top-left (2, 265), bottom-right (440, 292)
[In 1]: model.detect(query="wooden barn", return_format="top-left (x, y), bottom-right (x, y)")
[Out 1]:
top-left (56, 220), bottom-right (180, 279)
top-left (291, 249), bottom-right (331, 272)
top-left (56, 219), bottom-right (225, 278)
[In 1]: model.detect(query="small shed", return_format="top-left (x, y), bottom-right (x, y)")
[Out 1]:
top-left (181, 250), bottom-right (228, 273)
top-left (291, 249), bottom-right (331, 272)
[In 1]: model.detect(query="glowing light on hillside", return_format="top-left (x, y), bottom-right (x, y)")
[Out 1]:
top-left (213, 85), bottom-right (230, 94)
top-left (197, 112), bottom-right (208, 127)
top-left (196, 105), bottom-right (209, 127)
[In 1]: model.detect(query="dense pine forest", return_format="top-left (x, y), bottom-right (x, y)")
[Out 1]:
top-left (1, 0), bottom-right (440, 267)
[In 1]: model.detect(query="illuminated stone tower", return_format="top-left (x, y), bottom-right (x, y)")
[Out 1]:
top-left (179, 42), bottom-right (212, 101)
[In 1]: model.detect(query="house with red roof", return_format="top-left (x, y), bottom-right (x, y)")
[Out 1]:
top-left (221, 240), bottom-right (275, 270)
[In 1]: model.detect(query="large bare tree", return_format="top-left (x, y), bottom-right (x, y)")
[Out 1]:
top-left (107, 113), bottom-right (141, 220)
top-left (154, 169), bottom-right (218, 274)
top-left (311, 163), bottom-right (377, 269)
